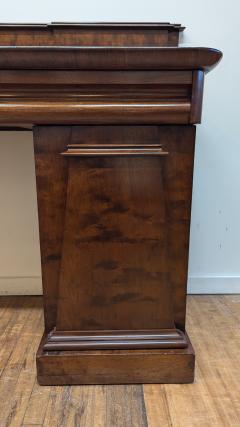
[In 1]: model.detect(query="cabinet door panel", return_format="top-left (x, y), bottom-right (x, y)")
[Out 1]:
top-left (56, 156), bottom-right (174, 331)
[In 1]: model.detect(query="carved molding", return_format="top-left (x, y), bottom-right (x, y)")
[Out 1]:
top-left (43, 328), bottom-right (188, 351)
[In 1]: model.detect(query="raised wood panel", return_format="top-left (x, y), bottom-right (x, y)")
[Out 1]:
top-left (34, 125), bottom-right (195, 335)
top-left (57, 155), bottom-right (173, 331)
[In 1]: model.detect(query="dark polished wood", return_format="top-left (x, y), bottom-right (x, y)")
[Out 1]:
top-left (43, 328), bottom-right (188, 351)
top-left (34, 125), bottom-right (196, 338)
top-left (190, 70), bottom-right (205, 123)
top-left (0, 50), bottom-right (221, 126)
top-left (0, 22), bottom-right (222, 385)
top-left (0, 100), bottom-right (191, 125)
top-left (0, 46), bottom-right (221, 71)
top-left (61, 144), bottom-right (169, 157)
top-left (37, 333), bottom-right (195, 385)
top-left (0, 22), bottom-right (184, 47)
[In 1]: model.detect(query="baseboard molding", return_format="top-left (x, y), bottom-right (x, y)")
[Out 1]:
top-left (187, 276), bottom-right (240, 294)
top-left (0, 276), bottom-right (42, 295)
top-left (0, 276), bottom-right (239, 295)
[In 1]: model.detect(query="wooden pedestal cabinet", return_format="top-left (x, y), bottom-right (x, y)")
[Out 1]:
top-left (0, 22), bottom-right (222, 384)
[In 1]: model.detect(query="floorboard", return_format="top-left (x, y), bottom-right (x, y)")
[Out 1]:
top-left (0, 295), bottom-right (239, 427)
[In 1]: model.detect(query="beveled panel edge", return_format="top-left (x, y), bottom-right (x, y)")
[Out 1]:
top-left (61, 143), bottom-right (169, 156)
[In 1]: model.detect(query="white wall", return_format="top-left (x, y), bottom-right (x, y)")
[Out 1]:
top-left (0, 132), bottom-right (41, 294)
top-left (0, 0), bottom-right (239, 294)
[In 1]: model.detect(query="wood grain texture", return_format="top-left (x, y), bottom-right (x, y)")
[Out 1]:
top-left (0, 100), bottom-right (191, 125)
top-left (0, 68), bottom-right (193, 125)
top-left (0, 46), bottom-right (221, 127)
top-left (0, 22), bottom-right (184, 47)
top-left (37, 334), bottom-right (194, 385)
top-left (34, 125), bottom-right (195, 339)
top-left (0, 47), bottom-right (222, 71)
top-left (190, 70), bottom-right (204, 123)
top-left (0, 23), bottom-right (222, 387)
top-left (43, 328), bottom-right (187, 351)
top-left (0, 295), bottom-right (239, 426)
top-left (57, 154), bottom-right (173, 332)
top-left (33, 127), bottom-right (70, 331)
top-left (33, 124), bottom-right (195, 384)
top-left (0, 70), bottom-right (193, 85)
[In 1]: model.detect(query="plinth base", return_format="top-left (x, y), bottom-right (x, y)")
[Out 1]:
top-left (36, 333), bottom-right (195, 385)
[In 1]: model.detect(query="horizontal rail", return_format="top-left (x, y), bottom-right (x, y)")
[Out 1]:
top-left (0, 100), bottom-right (191, 125)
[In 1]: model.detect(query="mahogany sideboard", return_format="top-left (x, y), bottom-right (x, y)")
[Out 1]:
top-left (0, 23), bottom-right (222, 385)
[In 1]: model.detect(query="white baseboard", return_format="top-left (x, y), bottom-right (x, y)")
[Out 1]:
top-left (0, 276), bottom-right (239, 295)
top-left (0, 276), bottom-right (42, 295)
top-left (187, 276), bottom-right (240, 294)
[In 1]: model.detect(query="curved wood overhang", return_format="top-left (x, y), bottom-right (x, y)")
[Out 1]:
top-left (0, 47), bottom-right (222, 70)
top-left (0, 47), bottom-right (222, 126)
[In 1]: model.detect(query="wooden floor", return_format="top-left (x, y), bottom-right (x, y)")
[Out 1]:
top-left (0, 296), bottom-right (239, 427)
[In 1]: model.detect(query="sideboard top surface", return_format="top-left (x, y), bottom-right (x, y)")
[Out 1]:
top-left (0, 22), bottom-right (222, 128)
top-left (0, 46), bottom-right (222, 71)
